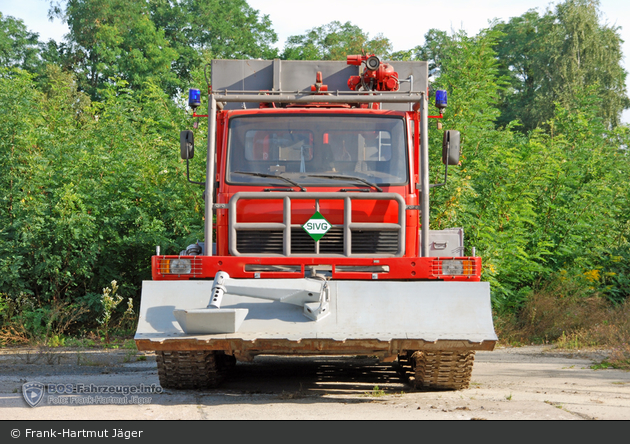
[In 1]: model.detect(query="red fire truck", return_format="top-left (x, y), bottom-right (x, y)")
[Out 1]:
top-left (134, 56), bottom-right (497, 390)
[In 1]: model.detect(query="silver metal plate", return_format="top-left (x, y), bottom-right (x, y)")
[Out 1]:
top-left (136, 280), bottom-right (497, 344)
top-left (173, 308), bottom-right (248, 334)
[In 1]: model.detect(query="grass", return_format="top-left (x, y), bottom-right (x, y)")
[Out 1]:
top-left (76, 351), bottom-right (99, 366)
top-left (0, 288), bottom-right (138, 350)
top-left (544, 400), bottom-right (563, 409)
top-left (364, 385), bottom-right (386, 397)
top-left (495, 277), bottom-right (630, 369)
top-left (590, 361), bottom-right (614, 370)
top-left (64, 337), bottom-right (97, 348)
top-left (123, 339), bottom-right (137, 350)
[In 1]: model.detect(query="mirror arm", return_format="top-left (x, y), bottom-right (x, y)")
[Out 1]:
top-left (186, 158), bottom-right (205, 186)
top-left (430, 141), bottom-right (450, 189)
top-left (429, 163), bottom-right (448, 189)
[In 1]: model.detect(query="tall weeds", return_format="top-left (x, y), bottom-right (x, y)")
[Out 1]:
top-left (496, 275), bottom-right (630, 368)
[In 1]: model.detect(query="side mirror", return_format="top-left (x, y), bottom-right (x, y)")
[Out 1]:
top-left (180, 130), bottom-right (194, 159)
top-left (442, 130), bottom-right (460, 166)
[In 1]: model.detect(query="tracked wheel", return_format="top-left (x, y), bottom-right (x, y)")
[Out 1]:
top-left (156, 351), bottom-right (233, 389)
top-left (396, 351), bottom-right (413, 378)
top-left (398, 350), bottom-right (475, 390)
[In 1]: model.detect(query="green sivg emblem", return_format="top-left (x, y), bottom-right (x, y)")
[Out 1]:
top-left (302, 212), bottom-right (332, 241)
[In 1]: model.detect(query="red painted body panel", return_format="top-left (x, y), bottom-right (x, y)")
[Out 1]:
top-left (152, 255), bottom-right (482, 281)
top-left (154, 106), bottom-right (481, 281)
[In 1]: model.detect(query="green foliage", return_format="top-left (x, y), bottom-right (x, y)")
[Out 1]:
top-left (48, 0), bottom-right (278, 99)
top-left (98, 280), bottom-right (122, 343)
top-left (0, 291), bottom-right (88, 345)
top-left (0, 67), bottom-right (204, 337)
top-left (411, 29), bottom-right (452, 73)
top-left (364, 385), bottom-right (386, 397)
top-left (49, 0), bottom-right (178, 100)
top-left (413, 26), bottom-right (630, 312)
top-left (492, 0), bottom-right (630, 131)
top-left (149, 0), bottom-right (278, 95)
top-left (282, 21), bottom-right (392, 61)
top-left (0, 12), bottom-right (42, 72)
top-left (589, 246), bottom-right (630, 305)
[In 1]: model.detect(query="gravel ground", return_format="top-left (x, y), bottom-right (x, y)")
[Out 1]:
top-left (1, 345), bottom-right (629, 420)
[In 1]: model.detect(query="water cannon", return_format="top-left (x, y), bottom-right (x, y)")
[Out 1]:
top-left (347, 54), bottom-right (399, 92)
top-left (346, 54), bottom-right (368, 67)
top-left (364, 55), bottom-right (380, 71)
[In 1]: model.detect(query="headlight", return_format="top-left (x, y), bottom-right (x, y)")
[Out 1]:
top-left (441, 260), bottom-right (474, 276)
top-left (163, 259), bottom-right (192, 274)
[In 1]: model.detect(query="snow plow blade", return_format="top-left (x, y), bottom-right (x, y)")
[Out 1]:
top-left (134, 280), bottom-right (497, 360)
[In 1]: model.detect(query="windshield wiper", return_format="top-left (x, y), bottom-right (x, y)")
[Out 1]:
top-left (232, 171), bottom-right (307, 192)
top-left (305, 174), bottom-right (383, 192)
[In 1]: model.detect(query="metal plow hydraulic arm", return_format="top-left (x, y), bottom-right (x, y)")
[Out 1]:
top-left (173, 272), bottom-right (330, 334)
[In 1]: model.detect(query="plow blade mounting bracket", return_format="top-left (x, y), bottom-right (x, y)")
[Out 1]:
top-left (173, 272), bottom-right (330, 334)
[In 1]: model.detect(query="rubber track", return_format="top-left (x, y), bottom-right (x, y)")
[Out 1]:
top-left (157, 351), bottom-right (227, 389)
top-left (397, 350), bottom-right (475, 390)
top-left (411, 351), bottom-right (475, 390)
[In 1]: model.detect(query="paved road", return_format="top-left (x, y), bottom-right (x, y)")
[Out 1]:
top-left (1, 345), bottom-right (629, 420)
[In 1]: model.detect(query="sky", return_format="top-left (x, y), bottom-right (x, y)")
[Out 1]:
top-left (1, 0), bottom-right (629, 121)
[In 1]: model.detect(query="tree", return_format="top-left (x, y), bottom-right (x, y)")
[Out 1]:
top-left (410, 29), bottom-right (450, 72)
top-left (149, 0), bottom-right (279, 96)
top-left (282, 21), bottom-right (392, 61)
top-left (50, 0), bottom-right (278, 99)
top-left (492, 0), bottom-right (629, 131)
top-left (0, 13), bottom-right (41, 71)
top-left (50, 0), bottom-right (179, 100)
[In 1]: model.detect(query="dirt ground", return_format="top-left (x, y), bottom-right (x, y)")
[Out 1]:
top-left (0, 345), bottom-right (629, 420)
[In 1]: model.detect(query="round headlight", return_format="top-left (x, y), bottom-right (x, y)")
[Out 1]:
top-left (170, 259), bottom-right (192, 274)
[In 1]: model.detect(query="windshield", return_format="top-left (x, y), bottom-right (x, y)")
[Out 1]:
top-left (226, 114), bottom-right (408, 186)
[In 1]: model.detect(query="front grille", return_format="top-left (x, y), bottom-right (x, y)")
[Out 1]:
top-left (291, 228), bottom-right (318, 254)
top-left (228, 192), bottom-right (405, 257)
top-left (235, 227), bottom-right (398, 255)
top-left (236, 230), bottom-right (284, 254)
top-left (352, 231), bottom-right (398, 254)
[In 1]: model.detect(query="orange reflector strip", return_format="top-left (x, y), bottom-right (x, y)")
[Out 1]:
top-left (463, 260), bottom-right (474, 275)
top-left (159, 259), bottom-right (171, 274)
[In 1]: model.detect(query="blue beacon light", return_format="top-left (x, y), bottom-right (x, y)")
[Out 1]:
top-left (435, 90), bottom-right (447, 114)
top-left (188, 89), bottom-right (201, 110)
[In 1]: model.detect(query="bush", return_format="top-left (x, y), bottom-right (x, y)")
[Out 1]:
top-left (0, 68), bottom-right (203, 323)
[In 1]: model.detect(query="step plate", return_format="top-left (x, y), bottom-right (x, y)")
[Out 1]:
top-left (173, 308), bottom-right (249, 334)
